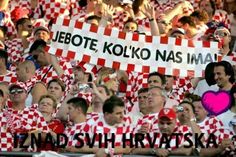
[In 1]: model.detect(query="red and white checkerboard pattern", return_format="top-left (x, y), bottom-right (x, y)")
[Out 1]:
top-left (133, 113), bottom-right (159, 133)
top-left (86, 112), bottom-right (100, 120)
top-left (0, 11), bottom-right (17, 37)
top-left (70, 1), bottom-right (87, 21)
top-left (64, 122), bottom-right (91, 147)
top-left (73, 61), bottom-right (101, 76)
top-left (35, 57), bottom-right (73, 85)
top-left (5, 38), bottom-right (24, 63)
top-left (126, 72), bottom-right (148, 104)
top-left (0, 112), bottom-right (14, 151)
top-left (88, 114), bottom-right (133, 147)
top-left (197, 116), bottom-right (224, 139)
top-left (7, 107), bottom-right (49, 133)
top-left (213, 10), bottom-right (231, 29)
top-left (9, 0), bottom-right (31, 11)
top-left (205, 128), bottom-right (234, 148)
top-left (34, 0), bottom-right (71, 21)
top-left (76, 92), bottom-right (93, 105)
top-left (0, 71), bottom-right (17, 84)
top-left (113, 11), bottom-right (130, 31)
top-left (169, 77), bottom-right (194, 102)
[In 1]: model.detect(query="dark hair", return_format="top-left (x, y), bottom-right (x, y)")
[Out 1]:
top-left (103, 96), bottom-right (124, 114)
top-left (178, 16), bottom-right (196, 28)
top-left (0, 89), bottom-right (3, 97)
top-left (190, 94), bottom-right (202, 102)
top-left (148, 72), bottom-right (166, 85)
top-left (78, 0), bottom-right (87, 7)
top-left (0, 49), bottom-right (8, 67)
top-left (132, 0), bottom-right (144, 15)
top-left (205, 62), bottom-right (216, 86)
top-left (179, 101), bottom-right (195, 113)
top-left (67, 97), bottom-right (88, 115)
top-left (16, 18), bottom-right (31, 31)
top-left (97, 84), bottom-right (110, 96)
top-left (190, 10), bottom-right (209, 23)
top-left (230, 85), bottom-right (236, 108)
top-left (47, 78), bottom-right (66, 92)
top-left (124, 18), bottom-right (138, 29)
top-left (138, 87), bottom-right (149, 95)
top-left (29, 39), bottom-right (47, 54)
top-left (215, 61), bottom-right (235, 84)
top-left (0, 26), bottom-right (7, 36)
top-left (86, 15), bottom-right (101, 23)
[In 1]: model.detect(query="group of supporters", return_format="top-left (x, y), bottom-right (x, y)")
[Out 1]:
top-left (0, 0), bottom-right (236, 156)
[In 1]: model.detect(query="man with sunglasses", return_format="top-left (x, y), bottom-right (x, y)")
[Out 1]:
top-left (7, 82), bottom-right (49, 150)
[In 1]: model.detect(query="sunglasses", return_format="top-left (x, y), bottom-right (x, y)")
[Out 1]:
top-left (215, 32), bottom-right (229, 37)
top-left (32, 55), bottom-right (38, 60)
top-left (10, 89), bottom-right (24, 94)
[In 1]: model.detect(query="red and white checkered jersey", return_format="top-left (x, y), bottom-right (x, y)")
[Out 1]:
top-left (213, 10), bottom-right (231, 29)
top-left (33, 0), bottom-right (71, 21)
top-left (197, 116), bottom-right (224, 139)
top-left (5, 38), bottom-right (25, 63)
top-left (0, 10), bottom-right (17, 37)
top-left (133, 113), bottom-right (159, 133)
top-left (0, 112), bottom-right (14, 151)
top-left (88, 114), bottom-right (133, 147)
top-left (70, 1), bottom-right (87, 21)
top-left (205, 128), bottom-right (234, 148)
top-left (86, 112), bottom-right (101, 121)
top-left (64, 122), bottom-right (91, 147)
top-left (35, 57), bottom-right (73, 86)
top-left (113, 11), bottom-right (130, 31)
top-left (126, 71), bottom-right (148, 104)
top-left (147, 125), bottom-right (192, 150)
top-left (9, 0), bottom-right (31, 11)
top-left (169, 77), bottom-right (194, 102)
top-left (7, 107), bottom-right (49, 133)
top-left (0, 71), bottom-right (17, 84)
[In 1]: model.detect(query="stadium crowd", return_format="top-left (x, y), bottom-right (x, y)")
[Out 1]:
top-left (0, 0), bottom-right (236, 156)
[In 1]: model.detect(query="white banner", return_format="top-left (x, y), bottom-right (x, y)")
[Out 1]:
top-left (47, 18), bottom-right (220, 77)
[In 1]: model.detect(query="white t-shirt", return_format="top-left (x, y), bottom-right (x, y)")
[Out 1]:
top-left (217, 109), bottom-right (236, 131)
top-left (194, 79), bottom-right (219, 97)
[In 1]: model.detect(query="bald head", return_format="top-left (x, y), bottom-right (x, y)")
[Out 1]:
top-left (16, 60), bottom-right (36, 82)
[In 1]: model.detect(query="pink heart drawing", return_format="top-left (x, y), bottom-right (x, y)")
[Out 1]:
top-left (201, 91), bottom-right (231, 116)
